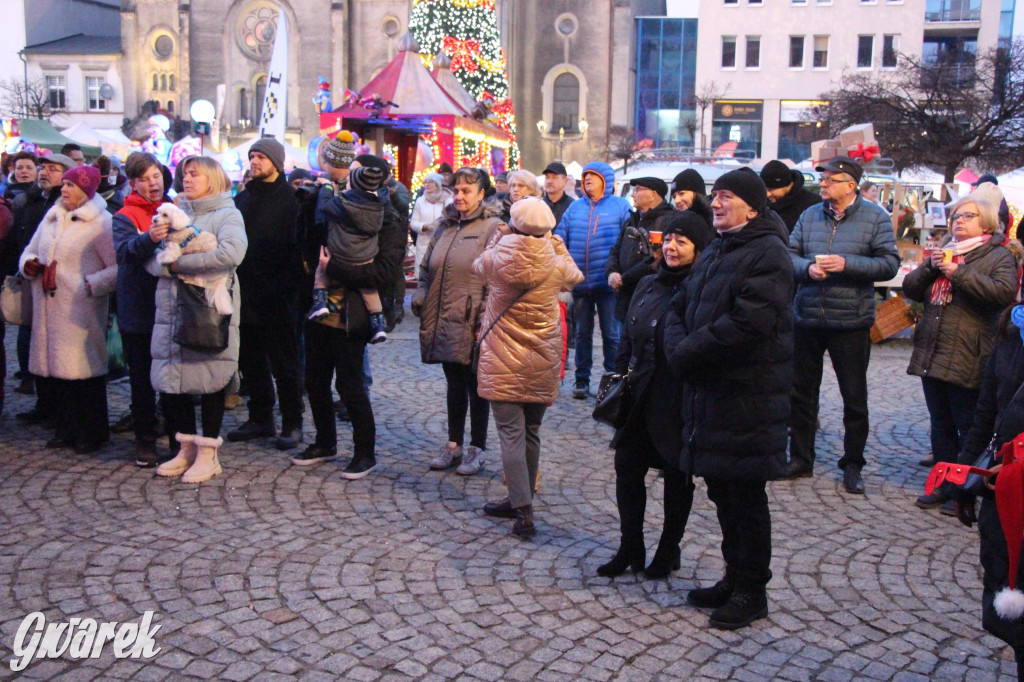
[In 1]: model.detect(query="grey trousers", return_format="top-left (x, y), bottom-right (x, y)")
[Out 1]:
top-left (491, 401), bottom-right (547, 509)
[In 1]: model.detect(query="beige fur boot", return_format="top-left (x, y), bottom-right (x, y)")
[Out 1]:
top-left (156, 433), bottom-right (198, 477)
top-left (182, 435), bottom-right (223, 483)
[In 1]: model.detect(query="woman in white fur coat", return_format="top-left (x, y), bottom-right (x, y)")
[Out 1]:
top-left (20, 165), bottom-right (117, 453)
top-left (409, 173), bottom-right (451, 276)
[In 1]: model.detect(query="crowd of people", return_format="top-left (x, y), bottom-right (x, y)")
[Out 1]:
top-left (4, 140), bottom-right (1024, 654)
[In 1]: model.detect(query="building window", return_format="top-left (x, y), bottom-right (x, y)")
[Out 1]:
top-left (167, 100), bottom-right (174, 112)
top-left (724, 0), bottom-right (738, 4)
top-left (254, 75), bottom-right (268, 118)
top-left (857, 35), bottom-right (874, 68)
top-left (160, 74), bottom-right (167, 91)
top-left (792, 0), bottom-right (807, 4)
top-left (152, 73), bottom-right (159, 91)
top-left (745, 36), bottom-right (761, 68)
top-left (883, 35), bottom-right (899, 67)
top-left (86, 77), bottom-right (105, 111)
top-left (748, 0), bottom-right (762, 4)
top-left (45, 76), bottom-right (66, 110)
top-left (552, 72), bottom-right (580, 132)
top-left (722, 36), bottom-right (737, 68)
top-left (634, 17), bottom-right (698, 149)
top-left (790, 36), bottom-right (805, 68)
top-left (813, 35), bottom-right (829, 68)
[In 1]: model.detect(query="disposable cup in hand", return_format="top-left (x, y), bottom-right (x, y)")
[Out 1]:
top-left (942, 249), bottom-right (954, 264)
top-left (649, 231), bottom-right (662, 245)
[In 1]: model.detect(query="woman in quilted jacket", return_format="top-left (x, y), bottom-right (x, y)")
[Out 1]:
top-left (904, 189), bottom-right (1019, 512)
top-left (474, 197), bottom-right (583, 539)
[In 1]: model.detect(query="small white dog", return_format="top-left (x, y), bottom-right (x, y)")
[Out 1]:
top-left (154, 204), bottom-right (233, 314)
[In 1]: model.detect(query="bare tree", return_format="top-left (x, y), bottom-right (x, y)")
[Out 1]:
top-left (0, 77), bottom-right (55, 120)
top-left (606, 126), bottom-right (640, 173)
top-left (816, 39), bottom-right (1024, 181)
top-left (693, 80), bottom-right (730, 150)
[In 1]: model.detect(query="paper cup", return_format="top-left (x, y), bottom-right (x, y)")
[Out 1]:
top-left (814, 254), bottom-right (827, 266)
top-left (942, 249), bottom-right (954, 264)
top-left (649, 231), bottom-right (662, 245)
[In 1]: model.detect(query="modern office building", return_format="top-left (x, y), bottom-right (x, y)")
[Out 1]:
top-left (694, 0), bottom-right (1015, 161)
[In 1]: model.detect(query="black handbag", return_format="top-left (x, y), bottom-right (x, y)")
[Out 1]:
top-left (173, 281), bottom-right (231, 352)
top-left (593, 370), bottom-right (632, 428)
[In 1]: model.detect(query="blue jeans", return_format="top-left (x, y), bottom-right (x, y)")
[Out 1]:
top-left (572, 290), bottom-right (620, 385)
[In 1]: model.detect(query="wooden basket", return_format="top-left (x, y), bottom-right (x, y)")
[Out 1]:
top-left (870, 293), bottom-right (915, 343)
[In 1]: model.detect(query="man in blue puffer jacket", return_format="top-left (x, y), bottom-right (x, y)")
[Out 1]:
top-left (786, 156), bottom-right (899, 495)
top-left (554, 161), bottom-right (631, 398)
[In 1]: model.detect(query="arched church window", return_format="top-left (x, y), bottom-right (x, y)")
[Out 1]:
top-left (552, 73), bottom-right (580, 132)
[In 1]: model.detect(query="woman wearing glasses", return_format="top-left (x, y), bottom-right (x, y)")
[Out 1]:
top-left (412, 167), bottom-right (501, 476)
top-left (904, 192), bottom-right (1019, 513)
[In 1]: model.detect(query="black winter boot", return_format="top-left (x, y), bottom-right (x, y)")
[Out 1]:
top-left (512, 505), bottom-right (536, 539)
top-left (708, 590), bottom-right (768, 630)
top-left (687, 577), bottom-right (735, 608)
top-left (597, 541), bottom-right (645, 577)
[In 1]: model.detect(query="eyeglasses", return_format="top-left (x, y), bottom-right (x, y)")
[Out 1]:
top-left (819, 175), bottom-right (854, 186)
top-left (950, 212), bottom-right (980, 222)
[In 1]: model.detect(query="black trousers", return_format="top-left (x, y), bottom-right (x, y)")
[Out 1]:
top-left (52, 376), bottom-right (109, 447)
top-left (441, 362), bottom-right (489, 449)
top-left (162, 390), bottom-right (226, 440)
top-left (238, 323), bottom-right (304, 429)
top-left (122, 331), bottom-right (160, 444)
top-left (789, 326), bottom-right (871, 471)
top-left (705, 477), bottom-right (772, 593)
top-left (921, 376), bottom-right (979, 465)
top-left (304, 322), bottom-right (375, 458)
top-left (614, 430), bottom-right (694, 550)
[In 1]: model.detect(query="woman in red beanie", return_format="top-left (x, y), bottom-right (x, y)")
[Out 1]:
top-left (20, 165), bottom-right (117, 453)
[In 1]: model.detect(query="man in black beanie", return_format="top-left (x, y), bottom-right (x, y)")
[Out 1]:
top-left (786, 156), bottom-right (898, 494)
top-left (760, 160), bottom-right (821, 233)
top-left (606, 176), bottom-right (674, 322)
top-left (664, 167), bottom-right (794, 630)
top-left (229, 137), bottom-right (306, 450)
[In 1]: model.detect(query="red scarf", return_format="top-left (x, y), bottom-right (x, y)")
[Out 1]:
top-left (928, 235), bottom-right (992, 305)
top-left (116, 191), bottom-right (166, 233)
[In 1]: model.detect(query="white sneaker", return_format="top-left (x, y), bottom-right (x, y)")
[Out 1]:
top-left (456, 445), bottom-right (484, 475)
top-left (428, 442), bottom-right (463, 470)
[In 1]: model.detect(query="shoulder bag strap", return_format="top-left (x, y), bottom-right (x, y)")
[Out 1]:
top-left (477, 291), bottom-right (526, 347)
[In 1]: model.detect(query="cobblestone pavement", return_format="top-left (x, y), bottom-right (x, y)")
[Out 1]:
top-left (0, 324), bottom-right (1017, 680)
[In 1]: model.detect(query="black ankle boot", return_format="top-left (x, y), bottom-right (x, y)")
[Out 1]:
top-left (644, 542), bottom-right (681, 579)
top-left (597, 542), bottom-right (645, 577)
top-left (512, 505), bottom-right (536, 539)
top-left (687, 577), bottom-right (735, 608)
top-left (709, 590), bottom-right (768, 630)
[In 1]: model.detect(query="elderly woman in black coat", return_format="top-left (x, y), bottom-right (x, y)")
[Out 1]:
top-left (904, 192), bottom-right (1019, 512)
top-left (598, 212), bottom-right (713, 579)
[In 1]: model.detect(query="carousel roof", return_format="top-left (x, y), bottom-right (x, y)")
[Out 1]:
top-left (334, 37), bottom-right (468, 119)
top-left (431, 51), bottom-right (478, 115)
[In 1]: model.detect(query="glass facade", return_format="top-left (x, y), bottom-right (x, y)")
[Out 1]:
top-left (634, 17), bottom-right (698, 148)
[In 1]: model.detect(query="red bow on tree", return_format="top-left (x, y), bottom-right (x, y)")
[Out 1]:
top-left (443, 36), bottom-right (481, 73)
top-left (849, 143), bottom-right (880, 163)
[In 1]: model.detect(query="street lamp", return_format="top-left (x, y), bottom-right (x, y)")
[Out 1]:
top-left (535, 119), bottom-right (588, 162)
top-left (190, 99), bottom-right (216, 154)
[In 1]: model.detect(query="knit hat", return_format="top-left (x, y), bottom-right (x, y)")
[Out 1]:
top-left (62, 165), bottom-right (101, 199)
top-left (630, 176), bottom-right (669, 198)
top-left (287, 168), bottom-right (312, 184)
top-left (672, 169), bottom-right (706, 196)
top-left (662, 210), bottom-right (714, 252)
top-left (975, 173), bottom-right (999, 187)
top-left (250, 137), bottom-right (285, 173)
top-left (353, 154), bottom-right (391, 181)
top-left (509, 196), bottom-right (556, 236)
top-left (760, 160), bottom-right (795, 190)
top-left (322, 131), bottom-right (356, 169)
top-left (711, 168), bottom-right (767, 214)
top-left (39, 153), bottom-right (76, 172)
top-left (350, 165), bottom-right (386, 193)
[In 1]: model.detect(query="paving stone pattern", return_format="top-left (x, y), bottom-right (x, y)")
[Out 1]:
top-left (0, 326), bottom-right (1017, 680)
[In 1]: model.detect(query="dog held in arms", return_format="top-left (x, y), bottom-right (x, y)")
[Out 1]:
top-left (154, 203), bottom-right (233, 314)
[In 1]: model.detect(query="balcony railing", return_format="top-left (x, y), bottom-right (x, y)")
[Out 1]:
top-left (925, 0), bottom-right (981, 22)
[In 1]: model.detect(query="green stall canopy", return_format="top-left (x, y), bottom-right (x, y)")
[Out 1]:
top-left (17, 119), bottom-right (102, 157)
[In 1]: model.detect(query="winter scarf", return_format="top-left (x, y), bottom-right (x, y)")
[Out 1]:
top-left (929, 234), bottom-right (993, 305)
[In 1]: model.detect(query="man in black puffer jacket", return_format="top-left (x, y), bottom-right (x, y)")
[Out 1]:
top-left (607, 177), bottom-right (675, 322)
top-left (786, 156), bottom-right (899, 493)
top-left (760, 160), bottom-right (821, 233)
top-left (229, 138), bottom-right (305, 450)
top-left (665, 167), bottom-right (794, 631)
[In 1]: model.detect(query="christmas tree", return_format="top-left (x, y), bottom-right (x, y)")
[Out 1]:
top-left (409, 0), bottom-right (521, 168)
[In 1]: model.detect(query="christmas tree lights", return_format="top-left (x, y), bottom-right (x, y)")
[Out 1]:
top-left (410, 0), bottom-right (520, 168)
